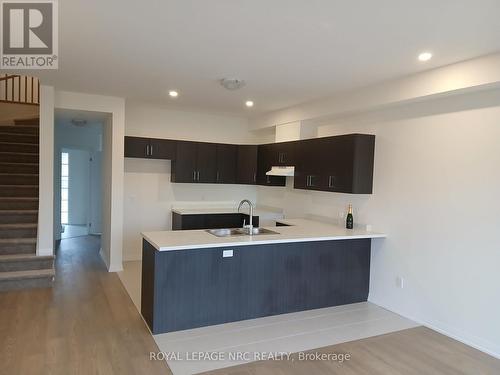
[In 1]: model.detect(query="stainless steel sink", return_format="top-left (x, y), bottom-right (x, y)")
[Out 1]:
top-left (206, 227), bottom-right (279, 237)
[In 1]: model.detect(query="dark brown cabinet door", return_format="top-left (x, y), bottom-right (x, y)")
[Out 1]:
top-left (273, 142), bottom-right (296, 166)
top-left (319, 136), bottom-right (355, 193)
top-left (171, 141), bottom-right (197, 183)
top-left (124, 136), bottom-right (150, 158)
top-left (196, 142), bottom-right (217, 183)
top-left (149, 138), bottom-right (176, 160)
top-left (294, 138), bottom-right (322, 190)
top-left (216, 144), bottom-right (237, 184)
top-left (236, 145), bottom-right (258, 184)
top-left (256, 144), bottom-right (286, 186)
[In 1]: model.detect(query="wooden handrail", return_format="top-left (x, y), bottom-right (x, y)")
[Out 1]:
top-left (0, 74), bottom-right (20, 82)
top-left (0, 74), bottom-right (39, 105)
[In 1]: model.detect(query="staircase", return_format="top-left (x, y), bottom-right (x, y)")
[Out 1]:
top-left (0, 118), bottom-right (55, 291)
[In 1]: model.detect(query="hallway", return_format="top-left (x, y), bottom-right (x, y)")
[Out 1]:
top-left (0, 236), bottom-right (170, 375)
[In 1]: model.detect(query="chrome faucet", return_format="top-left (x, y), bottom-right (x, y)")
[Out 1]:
top-left (238, 199), bottom-right (254, 235)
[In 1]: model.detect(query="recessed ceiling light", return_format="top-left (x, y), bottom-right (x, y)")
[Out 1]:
top-left (168, 90), bottom-right (179, 98)
top-left (245, 100), bottom-right (254, 108)
top-left (418, 52), bottom-right (432, 62)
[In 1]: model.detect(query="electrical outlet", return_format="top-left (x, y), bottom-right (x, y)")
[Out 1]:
top-left (396, 276), bottom-right (404, 289)
top-left (222, 250), bottom-right (233, 258)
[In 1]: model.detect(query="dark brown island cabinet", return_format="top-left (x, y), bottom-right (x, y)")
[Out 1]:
top-left (141, 237), bottom-right (371, 334)
top-left (124, 133), bottom-right (375, 194)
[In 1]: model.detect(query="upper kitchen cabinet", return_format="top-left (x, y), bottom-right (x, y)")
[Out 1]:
top-left (272, 141), bottom-right (296, 166)
top-left (293, 138), bottom-right (322, 190)
top-left (124, 136), bottom-right (176, 160)
top-left (256, 144), bottom-right (286, 186)
top-left (171, 141), bottom-right (217, 183)
top-left (294, 134), bottom-right (375, 194)
top-left (236, 145), bottom-right (258, 184)
top-left (216, 144), bottom-right (238, 184)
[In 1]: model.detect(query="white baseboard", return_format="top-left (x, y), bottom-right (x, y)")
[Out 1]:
top-left (369, 298), bottom-right (500, 360)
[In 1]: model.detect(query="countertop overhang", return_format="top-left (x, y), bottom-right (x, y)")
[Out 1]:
top-left (142, 218), bottom-right (386, 252)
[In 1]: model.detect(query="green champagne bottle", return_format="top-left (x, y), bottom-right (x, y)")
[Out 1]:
top-left (346, 204), bottom-right (354, 229)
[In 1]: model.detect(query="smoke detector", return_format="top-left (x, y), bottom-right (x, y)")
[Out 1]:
top-left (220, 78), bottom-right (246, 90)
top-left (71, 119), bottom-right (88, 127)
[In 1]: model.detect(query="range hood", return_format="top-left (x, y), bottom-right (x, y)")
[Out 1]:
top-left (266, 166), bottom-right (295, 177)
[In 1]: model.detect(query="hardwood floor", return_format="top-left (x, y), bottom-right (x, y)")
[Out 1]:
top-left (0, 235), bottom-right (170, 375)
top-left (200, 326), bottom-right (500, 375)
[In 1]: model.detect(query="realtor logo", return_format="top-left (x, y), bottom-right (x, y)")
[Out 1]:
top-left (1, 0), bottom-right (58, 69)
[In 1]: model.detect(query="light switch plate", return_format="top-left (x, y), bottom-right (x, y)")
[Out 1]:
top-left (223, 250), bottom-right (233, 258)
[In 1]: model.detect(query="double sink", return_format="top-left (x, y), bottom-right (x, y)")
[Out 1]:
top-left (206, 227), bottom-right (279, 237)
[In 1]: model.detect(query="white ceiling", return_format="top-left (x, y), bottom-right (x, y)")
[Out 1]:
top-left (32, 0), bottom-right (500, 116)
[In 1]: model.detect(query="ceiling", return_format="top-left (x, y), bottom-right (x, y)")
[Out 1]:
top-left (31, 0), bottom-right (500, 116)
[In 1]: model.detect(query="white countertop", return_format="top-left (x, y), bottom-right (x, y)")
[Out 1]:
top-left (142, 218), bottom-right (386, 252)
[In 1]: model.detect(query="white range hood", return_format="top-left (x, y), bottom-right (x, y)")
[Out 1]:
top-left (266, 166), bottom-right (295, 177)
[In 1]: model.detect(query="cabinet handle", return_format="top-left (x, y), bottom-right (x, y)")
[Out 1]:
top-left (216, 171), bottom-right (220, 182)
top-left (197, 171), bottom-right (200, 181)
top-left (253, 172), bottom-right (256, 183)
top-left (193, 171), bottom-right (196, 181)
top-left (267, 175), bottom-right (270, 184)
top-left (306, 175), bottom-right (310, 187)
top-left (150, 144), bottom-right (153, 157)
top-left (328, 176), bottom-right (334, 188)
top-left (145, 145), bottom-right (150, 157)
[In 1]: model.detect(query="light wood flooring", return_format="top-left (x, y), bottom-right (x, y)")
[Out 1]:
top-left (0, 235), bottom-right (170, 375)
top-left (200, 326), bottom-right (500, 375)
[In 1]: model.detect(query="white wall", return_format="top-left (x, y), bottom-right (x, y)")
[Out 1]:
top-left (257, 88), bottom-right (500, 357)
top-left (37, 86), bottom-right (54, 256)
top-left (66, 149), bottom-right (90, 225)
top-left (123, 102), bottom-right (261, 260)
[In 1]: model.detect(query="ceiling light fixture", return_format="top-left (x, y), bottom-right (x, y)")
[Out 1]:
top-left (169, 90), bottom-right (179, 98)
top-left (418, 52), bottom-right (432, 62)
top-left (245, 100), bottom-right (254, 108)
top-left (220, 78), bottom-right (246, 90)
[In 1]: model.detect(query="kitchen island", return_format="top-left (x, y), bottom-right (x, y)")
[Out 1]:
top-left (141, 219), bottom-right (385, 334)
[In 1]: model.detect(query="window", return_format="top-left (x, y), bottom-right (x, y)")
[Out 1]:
top-left (61, 152), bottom-right (69, 224)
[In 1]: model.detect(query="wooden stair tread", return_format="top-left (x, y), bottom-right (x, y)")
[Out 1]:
top-left (0, 238), bottom-right (36, 244)
top-left (0, 197), bottom-right (38, 200)
top-left (0, 223), bottom-right (37, 228)
top-left (0, 184), bottom-right (38, 187)
top-left (0, 162), bottom-right (38, 165)
top-left (0, 173), bottom-right (39, 176)
top-left (0, 254), bottom-right (53, 262)
top-left (0, 132), bottom-right (38, 137)
top-left (0, 152), bottom-right (39, 156)
top-left (0, 209), bottom-right (38, 213)
top-left (0, 269), bottom-right (54, 281)
top-left (0, 141), bottom-right (38, 146)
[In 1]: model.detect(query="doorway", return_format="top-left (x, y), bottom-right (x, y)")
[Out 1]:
top-left (54, 110), bottom-right (104, 242)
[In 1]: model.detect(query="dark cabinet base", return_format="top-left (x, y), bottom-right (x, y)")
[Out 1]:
top-left (172, 212), bottom-right (259, 230)
top-left (141, 238), bottom-right (371, 334)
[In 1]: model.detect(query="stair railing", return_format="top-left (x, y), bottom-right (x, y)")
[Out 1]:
top-left (0, 74), bottom-right (40, 105)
